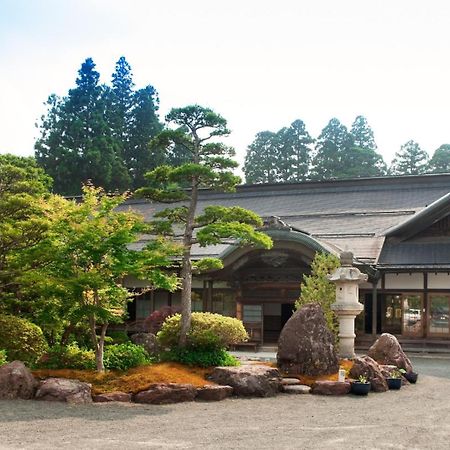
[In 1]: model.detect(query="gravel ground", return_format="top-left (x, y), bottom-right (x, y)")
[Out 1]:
top-left (1, 371), bottom-right (450, 450)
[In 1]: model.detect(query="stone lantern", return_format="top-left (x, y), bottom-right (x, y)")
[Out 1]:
top-left (328, 251), bottom-right (368, 359)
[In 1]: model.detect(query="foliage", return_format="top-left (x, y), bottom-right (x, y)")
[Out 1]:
top-left (427, 144), bottom-right (450, 174)
top-left (144, 305), bottom-right (181, 334)
top-left (0, 349), bottom-right (7, 366)
top-left (389, 368), bottom-right (406, 379)
top-left (0, 314), bottom-right (48, 365)
top-left (390, 140), bottom-right (429, 175)
top-left (137, 105), bottom-right (272, 346)
top-left (357, 375), bottom-right (369, 383)
top-left (37, 343), bottom-right (96, 370)
top-left (103, 343), bottom-right (153, 371)
top-left (157, 312), bottom-right (248, 350)
top-left (105, 330), bottom-right (130, 345)
top-left (295, 252), bottom-right (340, 336)
top-left (350, 115), bottom-right (378, 151)
top-left (161, 346), bottom-right (239, 367)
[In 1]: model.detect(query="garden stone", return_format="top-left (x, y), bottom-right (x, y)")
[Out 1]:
top-left (311, 381), bottom-right (351, 395)
top-left (277, 303), bottom-right (339, 377)
top-left (283, 385), bottom-right (311, 394)
top-left (196, 385), bottom-right (233, 401)
top-left (133, 383), bottom-right (197, 404)
top-left (35, 378), bottom-right (92, 404)
top-left (281, 378), bottom-right (301, 386)
top-left (130, 332), bottom-right (159, 355)
top-left (350, 356), bottom-right (388, 392)
top-left (93, 392), bottom-right (132, 402)
top-left (208, 365), bottom-right (281, 397)
top-left (0, 361), bottom-right (37, 400)
top-left (368, 333), bottom-right (413, 373)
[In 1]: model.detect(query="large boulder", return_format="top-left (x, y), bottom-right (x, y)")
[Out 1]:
top-left (368, 333), bottom-right (413, 372)
top-left (133, 383), bottom-right (197, 404)
top-left (277, 303), bottom-right (339, 376)
top-left (130, 333), bottom-right (159, 355)
top-left (0, 361), bottom-right (37, 399)
top-left (208, 365), bottom-right (281, 397)
top-left (35, 378), bottom-right (92, 404)
top-left (311, 381), bottom-right (351, 395)
top-left (350, 356), bottom-right (388, 392)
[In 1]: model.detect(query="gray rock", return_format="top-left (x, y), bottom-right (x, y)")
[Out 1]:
top-left (130, 332), bottom-right (159, 355)
top-left (277, 303), bottom-right (339, 377)
top-left (93, 392), bottom-right (132, 402)
top-left (281, 377), bottom-right (301, 385)
top-left (283, 385), bottom-right (311, 394)
top-left (196, 385), bottom-right (233, 401)
top-left (133, 383), bottom-right (197, 404)
top-left (208, 365), bottom-right (282, 397)
top-left (0, 361), bottom-right (37, 400)
top-left (368, 333), bottom-right (413, 373)
top-left (350, 356), bottom-right (388, 392)
top-left (35, 378), bottom-right (92, 404)
top-left (311, 381), bottom-right (351, 395)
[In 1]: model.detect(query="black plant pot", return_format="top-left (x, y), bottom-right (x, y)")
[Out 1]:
top-left (351, 381), bottom-right (371, 395)
top-left (404, 372), bottom-right (418, 384)
top-left (387, 378), bottom-right (402, 390)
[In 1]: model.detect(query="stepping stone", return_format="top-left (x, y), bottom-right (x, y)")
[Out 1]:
top-left (311, 381), bottom-right (351, 396)
top-left (281, 378), bottom-right (301, 385)
top-left (283, 385), bottom-right (311, 394)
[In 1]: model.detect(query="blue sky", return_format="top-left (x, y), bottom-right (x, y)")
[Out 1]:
top-left (1, 0), bottom-right (450, 169)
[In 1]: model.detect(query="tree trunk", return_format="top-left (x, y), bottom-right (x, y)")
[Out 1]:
top-left (88, 315), bottom-right (108, 373)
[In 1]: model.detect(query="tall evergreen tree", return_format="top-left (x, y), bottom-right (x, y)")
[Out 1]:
top-left (243, 131), bottom-right (279, 183)
top-left (35, 58), bottom-right (129, 195)
top-left (310, 118), bottom-right (354, 180)
top-left (427, 144), bottom-right (450, 174)
top-left (350, 115), bottom-right (377, 150)
top-left (390, 140), bottom-right (429, 175)
top-left (276, 119), bottom-right (314, 182)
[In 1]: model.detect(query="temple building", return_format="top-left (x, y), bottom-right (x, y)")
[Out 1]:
top-left (121, 173), bottom-right (450, 347)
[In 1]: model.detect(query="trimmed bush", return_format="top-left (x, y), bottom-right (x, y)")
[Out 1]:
top-left (0, 349), bottom-right (7, 366)
top-left (104, 343), bottom-right (153, 371)
top-left (161, 346), bottom-right (239, 368)
top-left (157, 312), bottom-right (248, 350)
top-left (37, 344), bottom-right (96, 370)
top-left (0, 314), bottom-right (48, 365)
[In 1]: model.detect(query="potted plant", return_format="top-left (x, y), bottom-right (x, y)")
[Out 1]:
top-left (386, 368), bottom-right (406, 390)
top-left (404, 371), bottom-right (418, 384)
top-left (351, 375), bottom-right (371, 395)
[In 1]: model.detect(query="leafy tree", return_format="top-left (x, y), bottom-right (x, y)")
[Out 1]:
top-left (0, 155), bottom-right (52, 306)
top-left (310, 118), bottom-right (354, 180)
top-left (427, 144), bottom-right (450, 174)
top-left (137, 105), bottom-right (272, 346)
top-left (295, 252), bottom-right (340, 337)
top-left (35, 57), bottom-right (129, 195)
top-left (243, 131), bottom-right (279, 184)
top-left (390, 140), bottom-right (429, 175)
top-left (276, 119), bottom-right (314, 182)
top-left (350, 115), bottom-right (377, 150)
top-left (27, 185), bottom-right (179, 372)
top-left (341, 146), bottom-right (387, 178)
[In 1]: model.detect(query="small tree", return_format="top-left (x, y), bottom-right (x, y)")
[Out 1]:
top-left (390, 140), bottom-right (429, 175)
top-left (137, 105), bottom-right (272, 346)
top-left (295, 252), bottom-right (340, 336)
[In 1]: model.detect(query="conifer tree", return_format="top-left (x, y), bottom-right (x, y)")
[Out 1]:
top-left (427, 144), bottom-right (450, 174)
top-left (350, 115), bottom-right (377, 150)
top-left (390, 140), bottom-right (429, 175)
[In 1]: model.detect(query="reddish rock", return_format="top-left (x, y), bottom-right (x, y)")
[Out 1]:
top-left (311, 381), bottom-right (351, 395)
top-left (133, 383), bottom-right (197, 404)
top-left (130, 333), bottom-right (159, 355)
top-left (350, 356), bottom-right (388, 392)
top-left (35, 378), bottom-right (92, 404)
top-left (368, 333), bottom-right (413, 373)
top-left (196, 385), bottom-right (233, 401)
top-left (0, 361), bottom-right (37, 400)
top-left (208, 365), bottom-right (281, 397)
top-left (93, 392), bottom-right (132, 402)
top-left (277, 304), bottom-right (339, 377)
top-left (283, 385), bottom-right (311, 394)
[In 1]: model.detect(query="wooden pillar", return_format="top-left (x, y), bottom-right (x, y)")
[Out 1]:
top-left (207, 280), bottom-right (213, 311)
top-left (423, 272), bottom-right (428, 338)
top-left (371, 281), bottom-right (378, 336)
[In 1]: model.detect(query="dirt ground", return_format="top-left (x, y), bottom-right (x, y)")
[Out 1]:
top-left (1, 373), bottom-right (450, 450)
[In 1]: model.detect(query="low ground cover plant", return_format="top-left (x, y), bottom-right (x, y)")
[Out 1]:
top-left (0, 349), bottom-right (7, 366)
top-left (38, 344), bottom-right (96, 370)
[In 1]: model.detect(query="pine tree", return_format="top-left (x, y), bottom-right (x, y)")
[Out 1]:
top-left (350, 115), bottom-right (377, 150)
top-left (427, 144), bottom-right (450, 174)
top-left (390, 140), bottom-right (429, 175)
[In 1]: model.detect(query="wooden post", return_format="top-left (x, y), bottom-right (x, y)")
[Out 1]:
top-left (372, 281), bottom-right (378, 336)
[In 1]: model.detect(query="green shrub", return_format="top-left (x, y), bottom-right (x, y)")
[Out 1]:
top-left (37, 344), bottom-right (96, 370)
top-left (103, 343), bottom-right (152, 371)
top-left (157, 312), bottom-right (248, 350)
top-left (0, 314), bottom-right (48, 365)
top-left (105, 331), bottom-right (130, 345)
top-left (0, 349), bottom-right (7, 366)
top-left (161, 346), bottom-right (239, 368)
